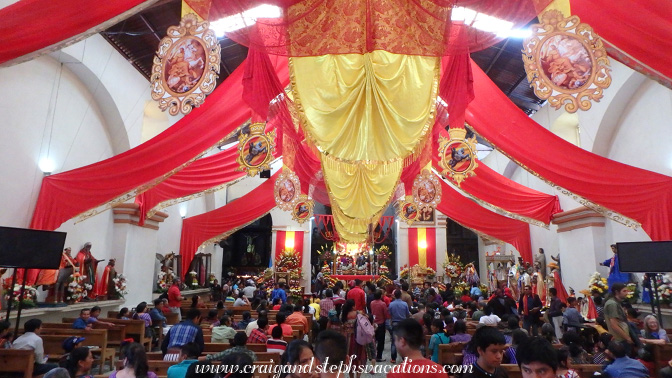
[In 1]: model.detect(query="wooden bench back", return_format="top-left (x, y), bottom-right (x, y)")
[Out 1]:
top-left (202, 343), bottom-right (267, 353)
top-left (438, 342), bottom-right (466, 365)
top-left (147, 360), bottom-right (176, 376)
top-left (0, 349), bottom-right (35, 378)
top-left (40, 328), bottom-right (109, 350)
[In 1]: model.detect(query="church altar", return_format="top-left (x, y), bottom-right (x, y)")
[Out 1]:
top-left (332, 275), bottom-right (380, 282)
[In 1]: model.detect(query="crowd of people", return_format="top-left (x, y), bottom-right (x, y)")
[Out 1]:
top-left (2, 273), bottom-right (671, 378)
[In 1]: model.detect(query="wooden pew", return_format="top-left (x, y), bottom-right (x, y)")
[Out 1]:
top-left (654, 343), bottom-right (672, 375)
top-left (0, 349), bottom-right (34, 378)
top-left (254, 361), bottom-right (277, 378)
top-left (501, 364), bottom-right (523, 378)
top-left (147, 360), bottom-right (176, 376)
top-left (39, 328), bottom-right (114, 374)
top-left (438, 343), bottom-right (466, 366)
top-left (97, 318), bottom-right (152, 352)
top-left (202, 343), bottom-right (267, 354)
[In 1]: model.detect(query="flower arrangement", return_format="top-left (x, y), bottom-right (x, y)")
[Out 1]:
top-left (67, 274), bottom-right (87, 302)
top-left (378, 265), bottom-right (390, 277)
top-left (113, 274), bottom-right (128, 299)
top-left (155, 271), bottom-right (168, 293)
top-left (653, 274), bottom-right (672, 305)
top-left (426, 267), bottom-right (436, 279)
top-left (188, 271), bottom-right (199, 289)
top-left (625, 282), bottom-right (639, 303)
top-left (588, 272), bottom-right (608, 295)
top-left (376, 275), bottom-right (393, 288)
top-left (399, 264), bottom-right (409, 279)
top-left (376, 246), bottom-right (390, 265)
top-left (3, 284), bottom-right (37, 308)
top-left (275, 248), bottom-right (304, 294)
top-left (318, 245), bottom-right (333, 264)
top-left (443, 254), bottom-right (464, 278)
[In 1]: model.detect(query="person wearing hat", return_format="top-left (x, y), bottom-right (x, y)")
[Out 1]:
top-left (59, 336), bottom-right (86, 367)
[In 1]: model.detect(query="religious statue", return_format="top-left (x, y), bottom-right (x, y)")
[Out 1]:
top-left (76, 242), bottom-right (103, 299)
top-left (600, 244), bottom-right (630, 288)
top-left (551, 253), bottom-right (561, 280)
top-left (54, 247), bottom-right (78, 303)
top-left (97, 259), bottom-right (117, 299)
top-left (463, 263), bottom-right (480, 285)
top-left (534, 248), bottom-right (547, 280)
top-left (548, 261), bottom-right (569, 303)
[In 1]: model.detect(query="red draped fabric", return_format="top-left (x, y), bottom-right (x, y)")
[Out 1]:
top-left (467, 59), bottom-right (672, 241)
top-left (432, 130), bottom-right (562, 226)
top-left (189, 0), bottom-right (550, 56)
top-left (135, 146), bottom-right (245, 225)
top-left (408, 228), bottom-right (418, 267)
top-left (436, 175), bottom-right (532, 262)
top-left (274, 231), bottom-right (304, 264)
top-left (571, 0), bottom-right (672, 87)
top-left (30, 56), bottom-right (289, 231)
top-left (0, 0), bottom-right (154, 66)
top-left (180, 170), bottom-right (280, 274)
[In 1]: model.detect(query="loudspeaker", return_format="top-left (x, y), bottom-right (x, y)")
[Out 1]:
top-left (617, 241), bottom-right (672, 273)
top-left (260, 170), bottom-right (271, 178)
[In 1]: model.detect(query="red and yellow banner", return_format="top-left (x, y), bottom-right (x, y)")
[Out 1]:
top-left (407, 228), bottom-right (436, 270)
top-left (275, 230), bottom-right (304, 264)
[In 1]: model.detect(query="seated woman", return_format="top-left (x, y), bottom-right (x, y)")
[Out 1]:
top-left (641, 314), bottom-right (669, 344)
top-left (204, 332), bottom-right (257, 362)
top-left (211, 315), bottom-right (236, 343)
top-left (504, 329), bottom-right (529, 364)
top-left (272, 298), bottom-right (283, 311)
top-left (117, 307), bottom-right (130, 320)
top-left (451, 320), bottom-right (472, 343)
top-left (132, 302), bottom-right (154, 340)
top-left (269, 313), bottom-right (294, 337)
top-left (203, 310), bottom-right (220, 326)
top-left (64, 347), bottom-right (95, 378)
top-left (191, 295), bottom-right (206, 309)
top-left (110, 342), bottom-right (158, 378)
top-left (555, 346), bottom-right (580, 378)
top-left (428, 319), bottom-right (451, 363)
top-left (281, 339), bottom-right (315, 378)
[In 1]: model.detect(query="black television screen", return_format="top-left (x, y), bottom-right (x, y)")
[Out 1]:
top-left (0, 226), bottom-right (66, 269)
top-left (617, 241), bottom-right (672, 273)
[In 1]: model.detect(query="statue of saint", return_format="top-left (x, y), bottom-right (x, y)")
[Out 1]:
top-left (54, 248), bottom-right (78, 303)
top-left (534, 248), bottom-right (547, 280)
top-left (97, 259), bottom-right (117, 299)
top-left (76, 242), bottom-right (103, 299)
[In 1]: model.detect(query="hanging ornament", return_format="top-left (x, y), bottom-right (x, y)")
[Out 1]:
top-left (396, 196), bottom-right (419, 225)
top-left (150, 14), bottom-right (221, 115)
top-left (437, 128), bottom-right (478, 186)
top-left (236, 123), bottom-right (275, 177)
top-left (292, 194), bottom-right (314, 224)
top-left (274, 169), bottom-right (301, 211)
top-left (522, 9), bottom-right (611, 113)
top-left (412, 169), bottom-right (442, 210)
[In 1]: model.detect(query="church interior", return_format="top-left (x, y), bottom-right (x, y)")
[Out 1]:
top-left (1, 0), bottom-right (672, 377)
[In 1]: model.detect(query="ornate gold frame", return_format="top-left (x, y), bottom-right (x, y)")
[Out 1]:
top-left (150, 14), bottom-right (221, 115)
top-left (412, 169), bottom-right (442, 210)
top-left (236, 123), bottom-right (276, 177)
top-left (437, 128), bottom-right (479, 186)
top-left (522, 10), bottom-right (611, 113)
top-left (274, 169), bottom-right (302, 211)
top-left (396, 196), bottom-right (419, 225)
top-left (292, 194), bottom-right (314, 224)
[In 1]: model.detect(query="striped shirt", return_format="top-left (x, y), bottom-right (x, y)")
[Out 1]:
top-left (320, 297), bottom-right (335, 318)
top-left (267, 338), bottom-right (287, 355)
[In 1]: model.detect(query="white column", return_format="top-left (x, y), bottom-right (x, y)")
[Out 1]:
top-left (397, 221), bottom-right (409, 272)
top-left (435, 214), bottom-right (448, 276)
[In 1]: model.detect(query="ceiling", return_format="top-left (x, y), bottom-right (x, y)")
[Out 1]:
top-left (101, 0), bottom-right (544, 115)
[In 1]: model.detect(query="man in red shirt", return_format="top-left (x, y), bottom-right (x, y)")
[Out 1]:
top-left (346, 279), bottom-right (366, 312)
top-left (387, 319), bottom-right (447, 378)
top-left (168, 278), bottom-right (184, 321)
top-left (370, 290), bottom-right (390, 362)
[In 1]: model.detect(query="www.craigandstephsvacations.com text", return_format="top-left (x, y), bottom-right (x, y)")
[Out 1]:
top-left (194, 356), bottom-right (473, 377)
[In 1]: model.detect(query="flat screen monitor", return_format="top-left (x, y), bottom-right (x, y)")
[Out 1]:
top-left (0, 226), bottom-right (66, 269)
top-left (617, 241), bottom-right (672, 273)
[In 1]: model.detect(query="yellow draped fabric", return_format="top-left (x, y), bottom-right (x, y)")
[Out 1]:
top-left (290, 51), bottom-right (439, 242)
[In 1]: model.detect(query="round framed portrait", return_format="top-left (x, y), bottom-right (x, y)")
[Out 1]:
top-left (274, 170), bottom-right (302, 211)
top-left (163, 36), bottom-right (208, 96)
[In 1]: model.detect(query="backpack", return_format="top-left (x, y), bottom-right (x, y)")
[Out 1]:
top-left (355, 313), bottom-right (375, 345)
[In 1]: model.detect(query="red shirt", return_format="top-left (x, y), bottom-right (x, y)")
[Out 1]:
top-left (167, 285), bottom-right (181, 307)
top-left (268, 323), bottom-right (293, 337)
top-left (347, 286), bottom-right (366, 312)
top-left (461, 295), bottom-right (472, 303)
top-left (370, 299), bottom-right (390, 325)
top-left (387, 358), bottom-right (446, 378)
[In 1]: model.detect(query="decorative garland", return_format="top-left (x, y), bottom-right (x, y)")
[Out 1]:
top-left (67, 274), bottom-right (88, 302)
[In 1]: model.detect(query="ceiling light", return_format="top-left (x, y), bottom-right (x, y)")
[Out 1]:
top-left (451, 7), bottom-right (529, 39)
top-left (38, 157), bottom-right (56, 174)
top-left (210, 4), bottom-right (282, 37)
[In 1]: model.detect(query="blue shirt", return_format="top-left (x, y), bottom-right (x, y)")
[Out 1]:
top-left (162, 320), bottom-right (204, 354)
top-left (603, 357), bottom-right (649, 378)
top-left (149, 308), bottom-right (167, 326)
top-left (428, 333), bottom-right (450, 363)
top-left (388, 299), bottom-right (409, 322)
top-left (271, 288), bottom-right (287, 303)
top-left (72, 317), bottom-right (89, 329)
top-left (167, 359), bottom-right (198, 378)
top-left (470, 286), bottom-right (482, 297)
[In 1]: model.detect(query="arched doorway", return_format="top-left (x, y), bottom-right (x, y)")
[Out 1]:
top-left (219, 213), bottom-right (273, 277)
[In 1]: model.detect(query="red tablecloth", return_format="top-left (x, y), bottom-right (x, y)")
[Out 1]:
top-left (331, 275), bottom-right (380, 281)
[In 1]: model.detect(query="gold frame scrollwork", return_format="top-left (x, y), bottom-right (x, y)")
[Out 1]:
top-left (437, 128), bottom-right (479, 186)
top-left (274, 169), bottom-right (302, 211)
top-left (522, 9), bottom-right (611, 113)
top-left (236, 123), bottom-right (276, 177)
top-left (396, 196), bottom-right (420, 226)
top-left (150, 13), bottom-right (221, 115)
top-left (292, 194), bottom-right (314, 225)
top-left (412, 169), bottom-right (442, 210)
